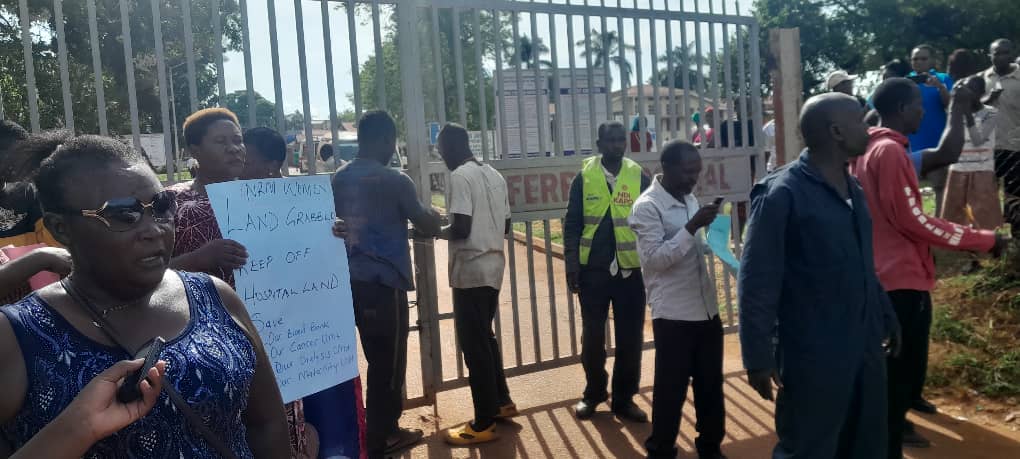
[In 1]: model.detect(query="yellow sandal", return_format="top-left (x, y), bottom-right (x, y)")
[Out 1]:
top-left (496, 403), bottom-right (519, 419)
top-left (444, 422), bottom-right (499, 445)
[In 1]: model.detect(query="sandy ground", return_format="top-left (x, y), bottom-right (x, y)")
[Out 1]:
top-left (351, 239), bottom-right (1020, 458)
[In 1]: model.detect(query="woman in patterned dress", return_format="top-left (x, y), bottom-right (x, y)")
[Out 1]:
top-left (165, 108), bottom-right (322, 457)
top-left (0, 134), bottom-right (291, 457)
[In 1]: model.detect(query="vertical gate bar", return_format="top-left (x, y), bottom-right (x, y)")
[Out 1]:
top-left (721, 2), bottom-right (735, 149)
top-left (396, 0), bottom-right (438, 404)
top-left (239, 0), bottom-right (257, 128)
top-left (529, 7), bottom-right (548, 159)
top-left (750, 20), bottom-right (763, 160)
top-left (507, 225), bottom-right (524, 366)
top-left (17, 0), bottom-right (39, 132)
top-left (473, 9), bottom-right (492, 161)
top-left (53, 0), bottom-right (74, 129)
top-left (511, 12), bottom-right (528, 158)
top-left (267, 0), bottom-right (286, 135)
top-left (693, 14), bottom-right (706, 147)
top-left (564, 228), bottom-right (578, 355)
top-left (633, 18), bottom-right (645, 154)
top-left (547, 13), bottom-right (563, 158)
top-left (582, 4), bottom-right (597, 154)
top-left (452, 9), bottom-right (467, 125)
top-left (721, 222), bottom-right (736, 325)
top-left (181, 0), bottom-right (198, 113)
top-left (371, 0), bottom-right (386, 110)
top-left (152, 0), bottom-right (173, 173)
top-left (119, 0), bottom-right (142, 152)
top-left (600, 2), bottom-right (611, 125)
top-left (707, 4), bottom-right (721, 149)
top-left (738, 21), bottom-right (754, 148)
top-left (212, 0), bottom-right (226, 102)
top-left (321, 0), bottom-right (340, 165)
top-left (87, 0), bottom-right (108, 135)
top-left (293, 0), bottom-right (315, 174)
top-left (347, 0), bottom-right (362, 119)
top-left (542, 220), bottom-right (560, 358)
top-left (565, 14), bottom-right (581, 157)
top-left (736, 23), bottom-right (750, 158)
top-left (679, 17), bottom-right (690, 140)
top-left (1, 87), bottom-right (5, 119)
top-left (524, 224), bottom-right (542, 362)
top-left (617, 14), bottom-right (629, 128)
top-left (430, 7), bottom-right (446, 124)
top-left (664, 4), bottom-right (677, 141)
top-left (492, 10), bottom-right (507, 160)
top-left (650, 17), bottom-right (661, 152)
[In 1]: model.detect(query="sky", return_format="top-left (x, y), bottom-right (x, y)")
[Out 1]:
top-left (222, 0), bottom-right (754, 120)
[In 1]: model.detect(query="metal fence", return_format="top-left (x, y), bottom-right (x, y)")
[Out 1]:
top-left (2, 0), bottom-right (761, 408)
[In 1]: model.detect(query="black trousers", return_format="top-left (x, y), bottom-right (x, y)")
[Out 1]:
top-left (645, 317), bottom-right (725, 459)
top-left (351, 280), bottom-right (410, 458)
top-left (578, 268), bottom-right (646, 404)
top-left (886, 290), bottom-right (932, 459)
top-left (995, 149), bottom-right (1020, 238)
top-left (453, 287), bottom-right (512, 426)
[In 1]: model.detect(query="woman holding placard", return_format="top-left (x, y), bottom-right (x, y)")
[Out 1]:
top-left (0, 133), bottom-right (291, 457)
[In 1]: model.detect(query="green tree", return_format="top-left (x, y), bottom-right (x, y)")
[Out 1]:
top-left (578, 29), bottom-right (634, 86)
top-left (0, 0), bottom-right (241, 134)
top-left (507, 36), bottom-right (552, 69)
top-left (223, 90), bottom-right (277, 129)
top-left (652, 43), bottom-right (706, 90)
top-left (354, 8), bottom-right (506, 135)
top-left (754, 0), bottom-right (1020, 97)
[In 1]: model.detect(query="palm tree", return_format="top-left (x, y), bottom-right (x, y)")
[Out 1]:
top-left (577, 29), bottom-right (635, 86)
top-left (654, 43), bottom-right (707, 89)
top-left (507, 36), bottom-right (553, 69)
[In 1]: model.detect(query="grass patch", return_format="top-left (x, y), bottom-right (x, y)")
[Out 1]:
top-left (512, 220), bottom-right (564, 245)
top-left (928, 245), bottom-right (1020, 398)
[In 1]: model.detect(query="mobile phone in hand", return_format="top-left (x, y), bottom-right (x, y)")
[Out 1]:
top-left (117, 336), bottom-right (165, 403)
top-left (713, 196), bottom-right (725, 207)
top-left (907, 74), bottom-right (928, 85)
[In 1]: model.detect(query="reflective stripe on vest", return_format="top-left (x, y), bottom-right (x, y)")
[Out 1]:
top-left (578, 156), bottom-right (642, 269)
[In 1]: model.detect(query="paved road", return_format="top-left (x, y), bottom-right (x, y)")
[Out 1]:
top-left (353, 239), bottom-right (1020, 458)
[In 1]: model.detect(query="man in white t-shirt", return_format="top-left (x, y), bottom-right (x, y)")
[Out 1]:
top-left (434, 124), bottom-right (516, 445)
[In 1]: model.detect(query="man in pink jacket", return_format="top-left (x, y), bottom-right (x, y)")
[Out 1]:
top-left (850, 77), bottom-right (1006, 459)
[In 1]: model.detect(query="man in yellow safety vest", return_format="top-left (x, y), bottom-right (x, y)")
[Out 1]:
top-left (564, 120), bottom-right (652, 422)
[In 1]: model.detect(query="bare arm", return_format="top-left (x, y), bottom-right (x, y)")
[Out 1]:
top-left (0, 315), bottom-right (27, 459)
top-left (212, 279), bottom-right (291, 459)
top-left (0, 248), bottom-right (71, 298)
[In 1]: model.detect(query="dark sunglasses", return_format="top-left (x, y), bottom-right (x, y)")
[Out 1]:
top-left (60, 190), bottom-right (177, 232)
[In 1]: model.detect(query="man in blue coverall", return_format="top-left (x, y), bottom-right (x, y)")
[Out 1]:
top-left (738, 93), bottom-right (902, 458)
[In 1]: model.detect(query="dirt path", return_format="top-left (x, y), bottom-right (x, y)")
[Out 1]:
top-left (357, 239), bottom-right (1020, 458)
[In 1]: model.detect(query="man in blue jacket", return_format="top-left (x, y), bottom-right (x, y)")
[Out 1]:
top-left (738, 93), bottom-right (902, 458)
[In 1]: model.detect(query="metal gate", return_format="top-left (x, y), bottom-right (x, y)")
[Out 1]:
top-left (399, 0), bottom-right (763, 403)
top-left (2, 0), bottom-right (761, 409)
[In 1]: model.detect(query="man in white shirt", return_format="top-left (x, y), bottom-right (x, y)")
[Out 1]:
top-left (629, 140), bottom-right (726, 459)
top-left (434, 124), bottom-right (516, 445)
top-left (984, 38), bottom-right (1020, 238)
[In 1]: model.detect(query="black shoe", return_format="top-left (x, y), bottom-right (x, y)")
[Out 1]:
top-left (902, 428), bottom-right (932, 449)
top-left (611, 401), bottom-right (649, 423)
top-left (383, 428), bottom-right (423, 455)
top-left (574, 399), bottom-right (602, 420)
top-left (912, 397), bottom-right (937, 414)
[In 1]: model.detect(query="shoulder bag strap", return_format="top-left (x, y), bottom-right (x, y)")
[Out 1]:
top-left (60, 279), bottom-right (240, 459)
